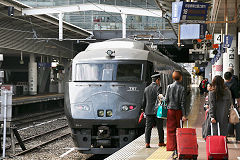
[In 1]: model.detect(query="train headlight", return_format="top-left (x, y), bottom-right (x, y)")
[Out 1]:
top-left (122, 105), bottom-right (129, 111)
top-left (76, 104), bottom-right (90, 111)
top-left (106, 110), bottom-right (112, 117)
top-left (121, 105), bottom-right (136, 111)
top-left (98, 110), bottom-right (104, 117)
top-left (106, 50), bottom-right (115, 57)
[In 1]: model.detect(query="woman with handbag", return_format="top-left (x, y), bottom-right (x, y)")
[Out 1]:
top-left (209, 76), bottom-right (232, 136)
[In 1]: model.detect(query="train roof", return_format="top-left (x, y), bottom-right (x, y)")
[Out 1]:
top-left (74, 38), bottom-right (150, 61)
top-left (85, 38), bottom-right (146, 51)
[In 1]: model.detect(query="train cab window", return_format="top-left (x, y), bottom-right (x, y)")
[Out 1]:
top-left (75, 63), bottom-right (116, 81)
top-left (116, 64), bottom-right (142, 81)
top-left (75, 63), bottom-right (142, 82)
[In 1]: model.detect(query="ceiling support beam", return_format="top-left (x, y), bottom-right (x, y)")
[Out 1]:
top-left (121, 14), bottom-right (127, 38)
top-left (22, 3), bottom-right (162, 41)
top-left (207, 0), bottom-right (238, 26)
top-left (58, 12), bottom-right (63, 41)
top-left (22, 3), bottom-right (162, 17)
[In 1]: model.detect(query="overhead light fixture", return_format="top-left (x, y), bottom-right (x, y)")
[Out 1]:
top-left (8, 6), bottom-right (14, 16)
top-left (20, 51), bottom-right (24, 64)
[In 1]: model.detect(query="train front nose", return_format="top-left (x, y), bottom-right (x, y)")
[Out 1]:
top-left (89, 91), bottom-right (139, 125)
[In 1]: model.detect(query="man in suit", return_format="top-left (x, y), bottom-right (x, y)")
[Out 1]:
top-left (142, 73), bottom-right (166, 148)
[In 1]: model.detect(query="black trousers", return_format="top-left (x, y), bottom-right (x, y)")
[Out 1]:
top-left (145, 115), bottom-right (164, 144)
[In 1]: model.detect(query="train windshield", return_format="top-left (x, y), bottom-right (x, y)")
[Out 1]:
top-left (75, 63), bottom-right (142, 82)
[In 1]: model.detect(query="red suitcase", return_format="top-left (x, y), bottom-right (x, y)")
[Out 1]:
top-left (206, 122), bottom-right (228, 160)
top-left (176, 121), bottom-right (198, 159)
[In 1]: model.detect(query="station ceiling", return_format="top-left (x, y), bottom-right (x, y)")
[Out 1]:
top-left (155, 0), bottom-right (239, 63)
top-left (209, 0), bottom-right (239, 34)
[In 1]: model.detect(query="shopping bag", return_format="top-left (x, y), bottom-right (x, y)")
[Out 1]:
top-left (229, 106), bottom-right (240, 124)
top-left (138, 112), bottom-right (144, 123)
top-left (156, 101), bottom-right (167, 119)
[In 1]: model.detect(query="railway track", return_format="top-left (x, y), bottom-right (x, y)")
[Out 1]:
top-left (13, 132), bottom-right (71, 157)
top-left (12, 108), bottom-right (64, 128)
top-left (16, 125), bottom-right (69, 145)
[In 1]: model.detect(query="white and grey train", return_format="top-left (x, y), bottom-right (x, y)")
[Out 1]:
top-left (64, 39), bottom-right (191, 154)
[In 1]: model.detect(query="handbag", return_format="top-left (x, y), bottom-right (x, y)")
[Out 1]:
top-left (156, 100), bottom-right (167, 119)
top-left (229, 105), bottom-right (240, 124)
top-left (138, 112), bottom-right (144, 123)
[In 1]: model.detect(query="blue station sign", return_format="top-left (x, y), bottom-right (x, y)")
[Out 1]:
top-left (223, 35), bottom-right (233, 48)
top-left (172, 2), bottom-right (209, 23)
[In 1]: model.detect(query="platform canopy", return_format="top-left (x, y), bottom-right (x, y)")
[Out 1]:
top-left (0, 0), bottom-right (93, 58)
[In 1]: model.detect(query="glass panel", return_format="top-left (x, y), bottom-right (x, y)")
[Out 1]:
top-left (75, 63), bottom-right (142, 81)
top-left (75, 63), bottom-right (116, 81)
top-left (116, 64), bottom-right (142, 81)
top-left (18, 0), bottom-right (169, 31)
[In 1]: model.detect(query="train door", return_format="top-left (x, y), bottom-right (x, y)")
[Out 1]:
top-left (161, 74), bottom-right (167, 95)
top-left (145, 61), bottom-right (154, 86)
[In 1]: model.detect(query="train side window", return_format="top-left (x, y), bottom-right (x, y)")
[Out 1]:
top-left (145, 61), bottom-right (153, 85)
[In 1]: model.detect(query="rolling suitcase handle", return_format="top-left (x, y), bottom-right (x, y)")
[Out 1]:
top-left (210, 122), bottom-right (220, 136)
top-left (180, 120), bottom-right (188, 128)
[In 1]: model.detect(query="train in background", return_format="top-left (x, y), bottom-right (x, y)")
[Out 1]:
top-left (64, 38), bottom-right (191, 154)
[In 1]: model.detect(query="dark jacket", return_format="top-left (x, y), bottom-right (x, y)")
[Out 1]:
top-left (165, 81), bottom-right (186, 116)
top-left (208, 89), bottom-right (231, 136)
top-left (142, 82), bottom-right (161, 115)
top-left (225, 79), bottom-right (239, 103)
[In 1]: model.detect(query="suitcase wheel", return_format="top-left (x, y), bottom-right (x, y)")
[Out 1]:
top-left (223, 157), bottom-right (228, 160)
top-left (193, 155), bottom-right (198, 160)
top-left (179, 155), bottom-right (184, 159)
top-left (209, 156), bottom-right (213, 160)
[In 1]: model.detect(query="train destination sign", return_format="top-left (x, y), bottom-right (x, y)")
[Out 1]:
top-left (172, 2), bottom-right (209, 23)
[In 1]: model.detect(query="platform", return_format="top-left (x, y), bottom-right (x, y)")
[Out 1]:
top-left (12, 93), bottom-right (64, 106)
top-left (105, 87), bottom-right (240, 160)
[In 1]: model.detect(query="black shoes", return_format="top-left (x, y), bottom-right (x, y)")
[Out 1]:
top-left (146, 143), bottom-right (151, 148)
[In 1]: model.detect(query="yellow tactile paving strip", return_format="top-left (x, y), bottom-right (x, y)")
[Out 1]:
top-left (146, 147), bottom-right (173, 160)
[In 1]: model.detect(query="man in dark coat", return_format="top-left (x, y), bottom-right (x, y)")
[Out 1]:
top-left (142, 73), bottom-right (166, 148)
top-left (224, 71), bottom-right (240, 141)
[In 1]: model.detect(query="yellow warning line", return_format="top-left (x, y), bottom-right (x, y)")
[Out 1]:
top-left (146, 147), bottom-right (173, 160)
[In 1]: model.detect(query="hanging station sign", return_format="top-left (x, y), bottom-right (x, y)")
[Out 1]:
top-left (223, 35), bottom-right (233, 48)
top-left (180, 24), bottom-right (207, 39)
top-left (172, 2), bottom-right (209, 24)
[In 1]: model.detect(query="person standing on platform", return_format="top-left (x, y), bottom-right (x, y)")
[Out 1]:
top-left (165, 70), bottom-right (187, 158)
top-left (209, 76), bottom-right (232, 136)
top-left (142, 73), bottom-right (166, 148)
top-left (224, 72), bottom-right (240, 142)
top-left (227, 67), bottom-right (240, 105)
top-left (204, 78), bottom-right (209, 96)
